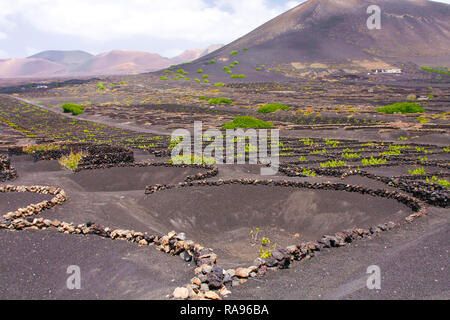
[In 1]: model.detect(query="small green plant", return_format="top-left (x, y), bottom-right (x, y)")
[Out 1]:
top-left (443, 147), bottom-right (450, 152)
top-left (23, 144), bottom-right (62, 154)
top-left (398, 136), bottom-right (408, 141)
top-left (299, 156), bottom-right (307, 162)
top-left (160, 76), bottom-right (169, 80)
top-left (302, 169), bottom-right (317, 177)
top-left (420, 67), bottom-right (450, 76)
top-left (381, 150), bottom-right (401, 156)
top-left (361, 157), bottom-right (387, 166)
top-left (202, 74), bottom-right (209, 79)
top-left (243, 48), bottom-right (248, 51)
top-left (376, 102), bottom-right (425, 114)
top-left (61, 103), bottom-right (85, 115)
top-left (256, 67), bottom-right (262, 71)
top-left (230, 74), bottom-right (246, 79)
top-left (222, 116), bottom-right (274, 129)
top-left (209, 60), bottom-right (216, 64)
top-left (222, 66), bottom-right (230, 72)
top-left (417, 116), bottom-right (430, 124)
top-left (59, 152), bottom-right (84, 171)
top-left (97, 82), bottom-right (106, 90)
top-left (196, 69), bottom-right (204, 74)
top-left (214, 82), bottom-right (225, 87)
top-left (341, 152), bottom-right (361, 159)
top-left (257, 103), bottom-right (290, 113)
top-left (208, 98), bottom-right (232, 105)
top-left (408, 167), bottom-right (426, 175)
top-left (230, 50), bottom-right (238, 55)
top-left (320, 160), bottom-right (347, 168)
top-left (311, 149), bottom-right (327, 154)
top-left (426, 176), bottom-right (450, 188)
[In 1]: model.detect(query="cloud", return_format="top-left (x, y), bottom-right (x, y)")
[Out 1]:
top-left (0, 49), bottom-right (8, 59)
top-left (0, 0), bottom-right (301, 44)
top-left (0, 31), bottom-right (7, 40)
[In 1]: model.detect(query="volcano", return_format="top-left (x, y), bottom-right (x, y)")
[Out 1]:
top-left (180, 0), bottom-right (450, 79)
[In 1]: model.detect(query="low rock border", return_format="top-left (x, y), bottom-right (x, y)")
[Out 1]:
top-left (145, 178), bottom-right (427, 300)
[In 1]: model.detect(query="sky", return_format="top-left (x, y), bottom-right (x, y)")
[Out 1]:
top-left (0, 0), bottom-right (449, 59)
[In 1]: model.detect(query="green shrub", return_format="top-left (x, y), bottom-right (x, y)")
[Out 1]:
top-left (160, 76), bottom-right (169, 80)
top-left (408, 167), bottom-right (426, 175)
top-left (341, 152), bottom-right (361, 159)
top-left (243, 48), bottom-right (248, 51)
top-left (209, 60), bottom-right (216, 64)
top-left (230, 50), bottom-right (238, 55)
top-left (302, 169), bottom-right (317, 177)
top-left (426, 176), bottom-right (449, 188)
top-left (62, 103), bottom-right (85, 115)
top-left (169, 154), bottom-right (216, 165)
top-left (198, 96), bottom-right (209, 101)
top-left (233, 61), bottom-right (239, 65)
top-left (257, 103), bottom-right (290, 113)
top-left (208, 98), bottom-right (232, 105)
top-left (222, 116), bottom-right (274, 129)
top-left (421, 67), bottom-right (450, 76)
top-left (59, 152), bottom-right (84, 171)
top-left (202, 74), bottom-right (209, 79)
top-left (196, 69), bottom-right (204, 74)
top-left (23, 144), bottom-right (62, 154)
top-left (361, 157), bottom-right (387, 166)
top-left (214, 82), bottom-right (225, 87)
top-left (376, 102), bottom-right (425, 114)
top-left (223, 66), bottom-right (231, 72)
top-left (230, 74), bottom-right (246, 79)
top-left (203, 79), bottom-right (209, 83)
top-left (97, 82), bottom-right (106, 90)
top-left (320, 160), bottom-right (347, 168)
top-left (256, 67), bottom-right (262, 71)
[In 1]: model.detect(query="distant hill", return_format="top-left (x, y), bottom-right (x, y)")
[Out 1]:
top-left (0, 45), bottom-right (223, 78)
top-left (28, 50), bottom-right (93, 66)
top-left (70, 50), bottom-right (171, 75)
top-left (177, 0), bottom-right (450, 80)
top-left (0, 58), bottom-right (67, 78)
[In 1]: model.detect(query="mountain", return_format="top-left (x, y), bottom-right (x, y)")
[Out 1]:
top-left (70, 50), bottom-right (171, 75)
top-left (0, 58), bottom-right (67, 78)
top-left (28, 50), bottom-right (93, 66)
top-left (171, 44), bottom-right (224, 64)
top-left (0, 45), bottom-right (222, 78)
top-left (179, 0), bottom-right (450, 79)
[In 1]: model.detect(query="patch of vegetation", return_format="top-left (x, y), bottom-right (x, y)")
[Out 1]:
top-left (208, 98), bottom-right (232, 105)
top-left (376, 102), bottom-right (425, 114)
top-left (426, 176), bottom-right (450, 188)
top-left (97, 82), bottom-right (106, 90)
top-left (361, 157), bottom-right (387, 166)
top-left (160, 76), bottom-right (169, 80)
top-left (196, 69), bottom-right (204, 74)
top-left (202, 74), bottom-right (209, 79)
top-left (299, 156), bottom-right (307, 162)
top-left (381, 150), bottom-right (401, 156)
top-left (59, 152), bottom-right (84, 171)
top-left (230, 74), bottom-right (246, 79)
top-left (209, 60), bottom-right (216, 64)
top-left (23, 144), bottom-right (62, 154)
top-left (320, 160), bottom-right (347, 168)
top-left (256, 67), bottom-right (262, 71)
top-left (257, 103), bottom-right (290, 113)
top-left (417, 116), bottom-right (430, 124)
top-left (311, 149), bottom-right (327, 154)
top-left (408, 167), bottom-right (427, 175)
top-left (398, 136), bottom-right (408, 141)
top-left (230, 50), bottom-right (238, 55)
top-left (302, 169), bottom-right (317, 177)
top-left (61, 103), bottom-right (85, 115)
top-left (222, 116), bottom-right (274, 129)
top-left (214, 82), bottom-right (225, 87)
top-left (341, 152), bottom-right (361, 159)
top-left (420, 67), bottom-right (450, 76)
